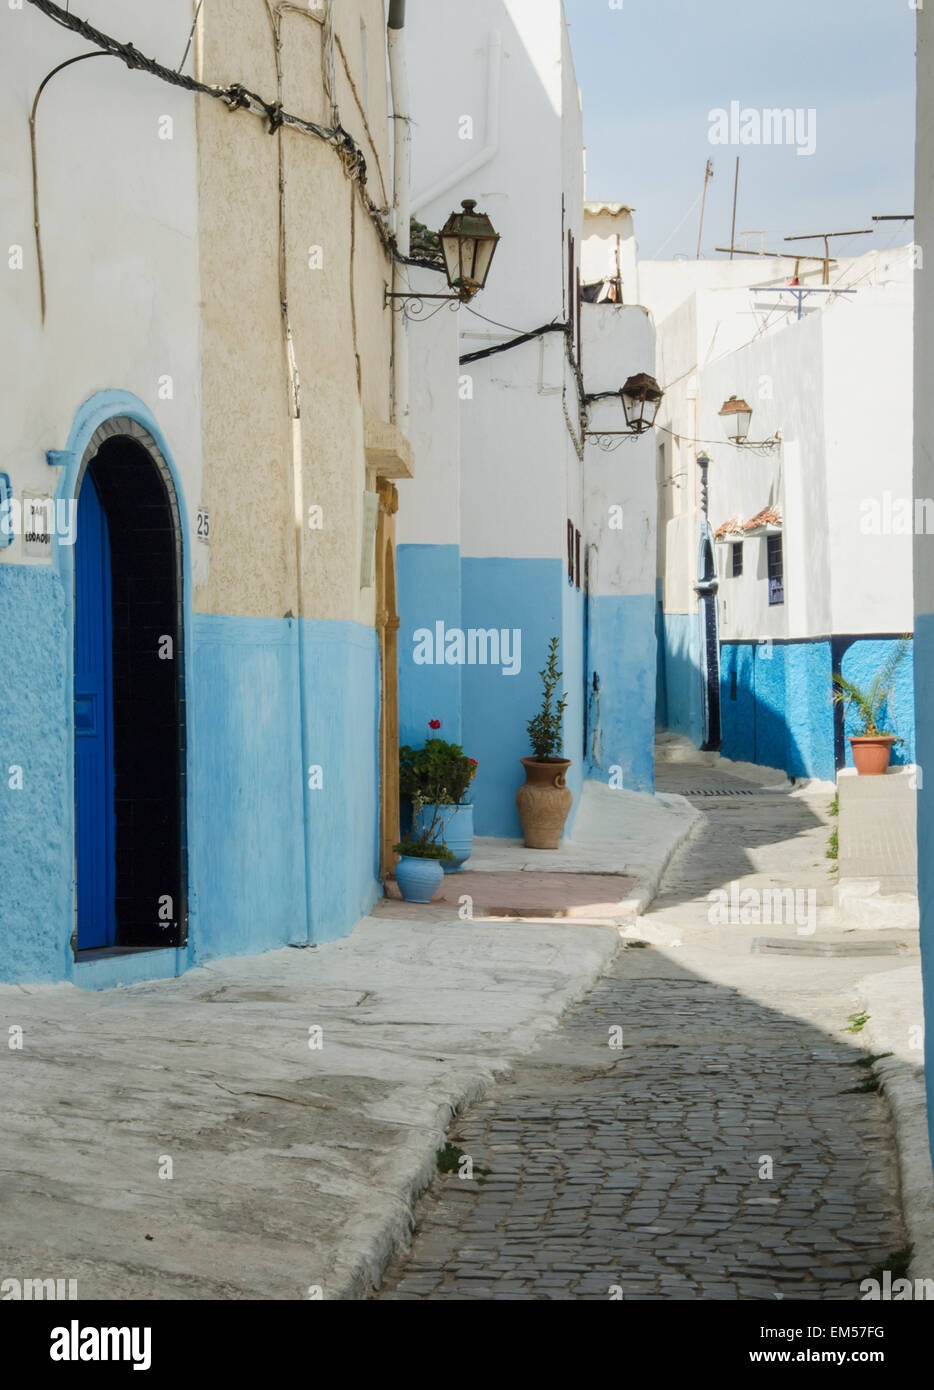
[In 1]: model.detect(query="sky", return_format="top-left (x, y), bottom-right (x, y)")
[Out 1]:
top-left (564, 0), bottom-right (917, 262)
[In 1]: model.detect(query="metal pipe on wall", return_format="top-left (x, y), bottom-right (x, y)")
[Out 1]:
top-left (388, 0), bottom-right (410, 433)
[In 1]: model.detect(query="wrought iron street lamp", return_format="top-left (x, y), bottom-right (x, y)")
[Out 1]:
top-left (620, 373), bottom-right (664, 435)
top-left (439, 200), bottom-right (500, 300)
top-left (584, 373), bottom-right (665, 450)
top-left (718, 395), bottom-right (753, 443)
top-left (718, 394), bottom-right (780, 451)
top-left (386, 199), bottom-right (500, 312)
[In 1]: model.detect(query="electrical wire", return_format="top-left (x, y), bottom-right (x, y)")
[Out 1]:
top-left (24, 0), bottom-right (373, 196)
top-left (459, 321), bottom-right (570, 366)
top-left (462, 304), bottom-right (560, 336)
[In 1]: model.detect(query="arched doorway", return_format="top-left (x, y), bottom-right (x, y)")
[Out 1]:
top-left (72, 421), bottom-right (186, 953)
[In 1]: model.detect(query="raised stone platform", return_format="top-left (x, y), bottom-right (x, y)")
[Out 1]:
top-left (380, 870), bottom-right (637, 920)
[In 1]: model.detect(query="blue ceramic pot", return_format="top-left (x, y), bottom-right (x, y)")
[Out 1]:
top-left (415, 803), bottom-right (474, 873)
top-left (395, 854), bottom-right (445, 903)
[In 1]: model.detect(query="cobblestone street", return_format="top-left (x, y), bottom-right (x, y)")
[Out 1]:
top-left (378, 767), bottom-right (910, 1300)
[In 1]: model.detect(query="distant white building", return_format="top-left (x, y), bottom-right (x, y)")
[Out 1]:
top-left (399, 0), bottom-right (659, 835)
top-left (646, 248), bottom-right (916, 780)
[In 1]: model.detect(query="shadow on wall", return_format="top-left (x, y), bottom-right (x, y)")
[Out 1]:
top-left (663, 635), bottom-right (917, 782)
top-left (719, 641), bottom-right (833, 782)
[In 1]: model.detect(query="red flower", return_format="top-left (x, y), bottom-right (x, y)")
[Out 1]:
top-left (468, 758), bottom-right (478, 766)
top-left (429, 719), bottom-right (441, 730)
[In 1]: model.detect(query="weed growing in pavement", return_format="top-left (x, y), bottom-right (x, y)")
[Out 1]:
top-left (841, 1075), bottom-right (882, 1095)
top-left (436, 1142), bottom-right (491, 1182)
top-left (844, 1011), bottom-right (871, 1034)
top-left (868, 1247), bottom-right (914, 1284)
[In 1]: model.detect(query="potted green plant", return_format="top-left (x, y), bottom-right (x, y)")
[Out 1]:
top-left (393, 794), bottom-right (455, 902)
top-left (831, 638), bottom-right (910, 775)
top-left (516, 636), bottom-right (572, 848)
top-left (400, 723), bottom-right (477, 872)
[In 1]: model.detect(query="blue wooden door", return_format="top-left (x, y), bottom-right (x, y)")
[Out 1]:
top-left (74, 472), bottom-right (116, 949)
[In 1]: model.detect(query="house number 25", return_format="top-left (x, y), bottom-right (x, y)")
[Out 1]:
top-left (196, 508), bottom-right (210, 542)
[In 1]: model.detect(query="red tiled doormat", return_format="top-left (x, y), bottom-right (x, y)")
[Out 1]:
top-left (383, 871), bottom-right (636, 918)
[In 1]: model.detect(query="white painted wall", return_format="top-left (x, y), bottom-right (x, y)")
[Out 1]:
top-left (396, 267), bottom-right (462, 547)
top-left (582, 303), bottom-right (656, 597)
top-left (0, 1), bottom-right (202, 571)
top-left (406, 0), bottom-right (584, 566)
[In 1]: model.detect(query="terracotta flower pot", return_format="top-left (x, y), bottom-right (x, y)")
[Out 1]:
top-left (516, 757), bottom-right (572, 849)
top-left (849, 735), bottom-right (896, 776)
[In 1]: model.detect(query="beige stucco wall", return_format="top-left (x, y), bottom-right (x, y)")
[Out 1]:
top-left (194, 0), bottom-right (397, 624)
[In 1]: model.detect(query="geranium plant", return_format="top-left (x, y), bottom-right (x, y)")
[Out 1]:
top-left (400, 724), bottom-right (477, 806)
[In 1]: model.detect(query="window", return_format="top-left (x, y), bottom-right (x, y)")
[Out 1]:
top-left (567, 519), bottom-right (575, 583)
top-left (766, 533), bottom-right (784, 606)
top-left (575, 528), bottom-right (582, 590)
top-left (731, 541), bottom-right (743, 578)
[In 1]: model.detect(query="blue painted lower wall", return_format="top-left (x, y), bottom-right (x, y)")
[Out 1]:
top-left (0, 579), bottom-right (380, 985)
top-left (300, 620), bottom-right (381, 943)
top-left (718, 636), bottom-right (915, 781)
top-left (587, 593), bottom-right (656, 792)
top-left (719, 640), bottom-right (836, 781)
top-left (914, 612), bottom-right (934, 1169)
top-left (397, 548), bottom-right (657, 836)
top-left (460, 557), bottom-right (569, 838)
top-left (0, 565), bottom-right (72, 983)
top-left (397, 543), bottom-right (462, 748)
top-left (837, 638), bottom-right (916, 769)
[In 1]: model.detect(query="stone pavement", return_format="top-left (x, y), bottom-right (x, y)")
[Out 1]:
top-left (0, 919), bottom-right (619, 1300)
top-left (378, 761), bottom-right (917, 1300)
top-left (0, 777), bottom-right (700, 1302)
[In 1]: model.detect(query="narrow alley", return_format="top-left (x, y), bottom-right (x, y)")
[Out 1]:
top-left (378, 765), bottom-right (911, 1299)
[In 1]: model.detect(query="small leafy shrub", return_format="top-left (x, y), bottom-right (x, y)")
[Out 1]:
top-left (527, 636), bottom-right (569, 760)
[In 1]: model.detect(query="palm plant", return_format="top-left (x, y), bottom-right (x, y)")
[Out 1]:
top-left (831, 638), bottom-right (911, 738)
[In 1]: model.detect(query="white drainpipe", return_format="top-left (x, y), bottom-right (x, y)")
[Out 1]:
top-left (388, 0), bottom-right (410, 433)
top-left (411, 30), bottom-right (502, 216)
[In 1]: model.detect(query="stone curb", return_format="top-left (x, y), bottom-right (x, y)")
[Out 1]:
top-left (873, 1055), bottom-right (934, 1283)
top-left (617, 794), bottom-right (707, 919)
top-left (336, 789), bottom-right (703, 1295)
